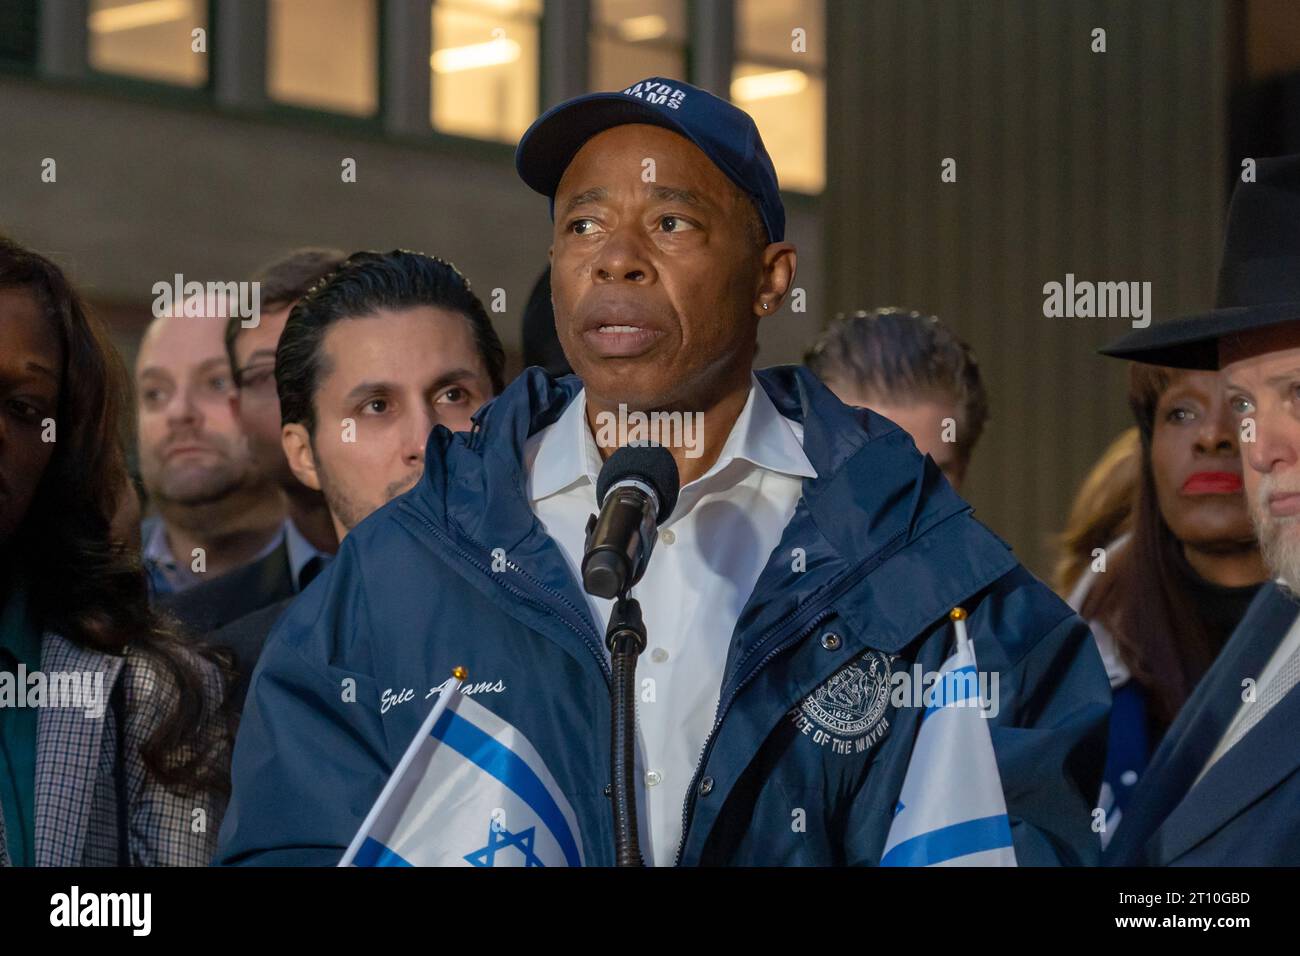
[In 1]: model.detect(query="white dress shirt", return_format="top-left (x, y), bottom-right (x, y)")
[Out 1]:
top-left (1196, 591), bottom-right (1300, 784)
top-left (524, 374), bottom-right (817, 865)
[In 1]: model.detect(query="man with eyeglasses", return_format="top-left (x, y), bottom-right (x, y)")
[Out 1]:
top-left (159, 249), bottom-right (344, 639)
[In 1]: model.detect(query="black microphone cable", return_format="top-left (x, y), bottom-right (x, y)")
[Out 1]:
top-left (606, 596), bottom-right (646, 867)
top-left (582, 443), bottom-right (680, 867)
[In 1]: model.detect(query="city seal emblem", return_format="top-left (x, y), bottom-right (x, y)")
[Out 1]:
top-left (789, 649), bottom-right (894, 757)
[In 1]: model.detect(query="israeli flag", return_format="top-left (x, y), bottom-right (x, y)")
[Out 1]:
top-left (880, 610), bottom-right (1017, 867)
top-left (339, 669), bottom-right (585, 867)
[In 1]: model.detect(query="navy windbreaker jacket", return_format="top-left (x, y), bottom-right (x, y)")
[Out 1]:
top-left (215, 366), bottom-right (1111, 866)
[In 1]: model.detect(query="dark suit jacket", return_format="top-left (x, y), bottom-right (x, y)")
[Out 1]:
top-left (1105, 581), bottom-right (1300, 865)
top-left (160, 540), bottom-right (295, 636)
top-left (208, 597), bottom-right (295, 714)
top-left (160, 540), bottom-right (296, 716)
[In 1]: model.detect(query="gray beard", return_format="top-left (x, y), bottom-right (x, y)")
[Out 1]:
top-left (1252, 508), bottom-right (1299, 591)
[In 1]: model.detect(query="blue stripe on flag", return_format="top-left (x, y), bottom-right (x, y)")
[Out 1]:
top-left (353, 836), bottom-right (413, 867)
top-left (432, 708), bottom-right (583, 867)
top-left (880, 814), bottom-right (1013, 867)
top-left (922, 665), bottom-right (981, 721)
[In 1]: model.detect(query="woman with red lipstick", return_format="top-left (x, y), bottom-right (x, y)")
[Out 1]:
top-left (1068, 363), bottom-right (1268, 844)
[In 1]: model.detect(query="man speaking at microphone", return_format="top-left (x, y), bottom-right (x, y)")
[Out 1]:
top-left (216, 77), bottom-right (1109, 866)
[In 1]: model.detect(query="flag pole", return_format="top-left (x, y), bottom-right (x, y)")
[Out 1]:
top-left (950, 606), bottom-right (969, 652)
top-left (337, 666), bottom-right (468, 866)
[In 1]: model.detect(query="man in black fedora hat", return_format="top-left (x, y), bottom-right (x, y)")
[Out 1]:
top-left (1100, 153), bottom-right (1300, 865)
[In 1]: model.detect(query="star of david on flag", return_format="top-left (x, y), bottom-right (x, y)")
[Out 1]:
top-left (880, 608), bottom-right (1018, 867)
top-left (465, 821), bottom-right (545, 867)
top-left (339, 668), bottom-right (585, 867)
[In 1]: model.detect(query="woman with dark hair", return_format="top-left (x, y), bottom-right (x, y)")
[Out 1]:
top-left (1067, 363), bottom-right (1267, 844)
top-left (0, 235), bottom-right (230, 866)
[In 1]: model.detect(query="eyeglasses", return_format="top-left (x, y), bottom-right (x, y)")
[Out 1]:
top-left (236, 362), bottom-right (276, 393)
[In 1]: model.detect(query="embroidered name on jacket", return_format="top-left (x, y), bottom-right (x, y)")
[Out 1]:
top-left (379, 678), bottom-right (506, 714)
top-left (788, 650), bottom-right (894, 756)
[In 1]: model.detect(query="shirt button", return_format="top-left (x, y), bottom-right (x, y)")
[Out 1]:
top-left (650, 647), bottom-right (669, 663)
top-left (645, 770), bottom-right (662, 787)
top-left (699, 776), bottom-right (714, 796)
top-left (660, 528), bottom-right (676, 545)
top-left (820, 632), bottom-right (842, 651)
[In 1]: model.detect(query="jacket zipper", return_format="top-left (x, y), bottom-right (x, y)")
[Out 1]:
top-left (400, 503), bottom-right (611, 684)
top-left (672, 529), bottom-right (907, 865)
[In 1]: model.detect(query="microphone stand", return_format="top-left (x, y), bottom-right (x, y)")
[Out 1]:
top-left (605, 594), bottom-right (647, 867)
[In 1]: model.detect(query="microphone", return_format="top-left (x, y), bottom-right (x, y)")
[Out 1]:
top-left (582, 443), bottom-right (680, 600)
top-left (582, 443), bottom-right (680, 866)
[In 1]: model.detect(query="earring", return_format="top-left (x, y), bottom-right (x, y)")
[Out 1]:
top-left (761, 302), bottom-right (770, 310)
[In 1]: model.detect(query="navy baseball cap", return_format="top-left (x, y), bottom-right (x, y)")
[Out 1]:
top-left (515, 76), bottom-right (785, 243)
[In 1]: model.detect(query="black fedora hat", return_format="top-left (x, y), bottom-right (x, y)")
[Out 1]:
top-left (1099, 153), bottom-right (1300, 369)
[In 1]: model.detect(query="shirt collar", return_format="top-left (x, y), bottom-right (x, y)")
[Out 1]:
top-left (141, 514), bottom-right (190, 594)
top-left (141, 514), bottom-right (286, 590)
top-left (527, 388), bottom-right (604, 502)
top-left (141, 514), bottom-right (175, 571)
top-left (527, 373), bottom-right (817, 505)
top-left (712, 373), bottom-right (818, 482)
top-left (283, 518), bottom-right (327, 591)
